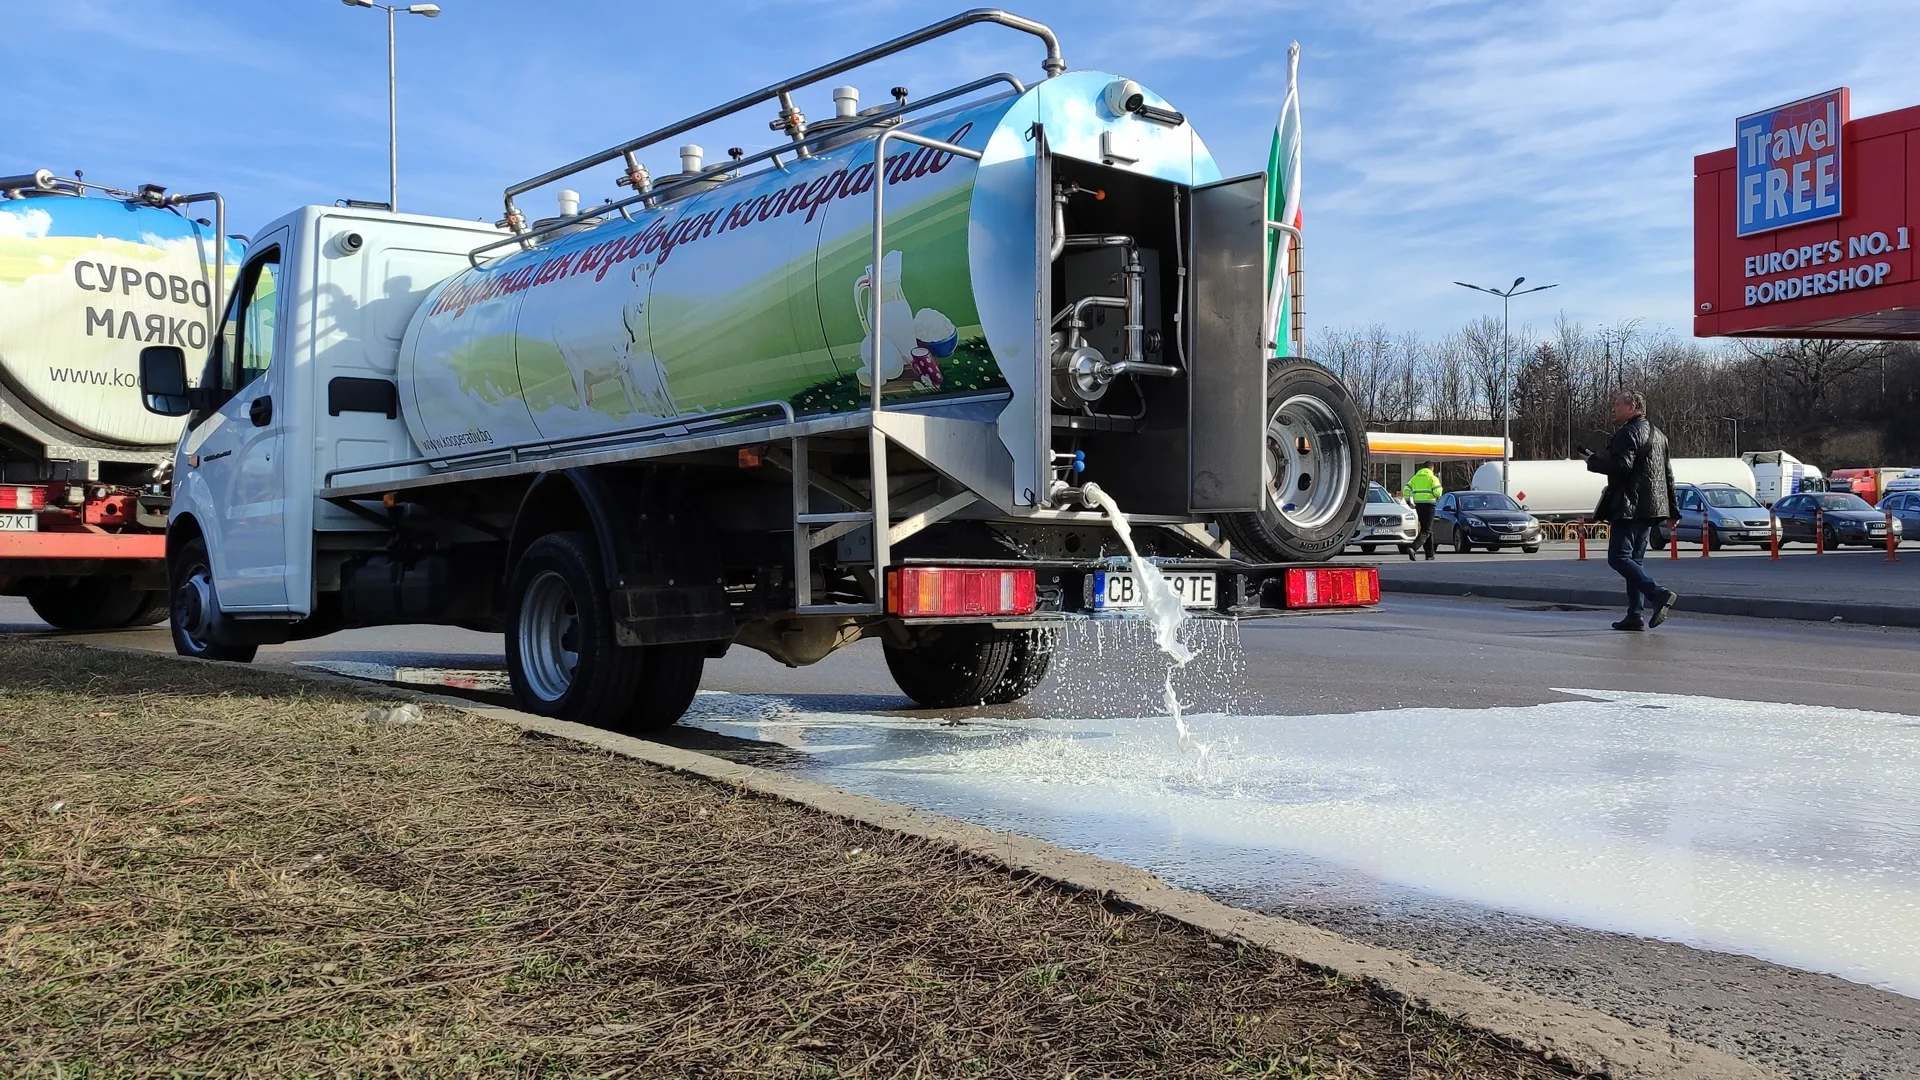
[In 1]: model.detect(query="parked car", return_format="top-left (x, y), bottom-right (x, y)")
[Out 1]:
top-left (1879, 491), bottom-right (1920, 545)
top-left (1772, 492), bottom-right (1903, 548)
top-left (1653, 483), bottom-right (1779, 550)
top-left (1432, 491), bottom-right (1542, 553)
top-left (1351, 482), bottom-right (1417, 555)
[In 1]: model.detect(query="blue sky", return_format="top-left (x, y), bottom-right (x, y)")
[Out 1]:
top-left (8, 1), bottom-right (1917, 338)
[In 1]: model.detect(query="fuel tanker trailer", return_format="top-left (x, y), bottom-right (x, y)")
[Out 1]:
top-left (0, 170), bottom-right (234, 628)
top-left (138, 9), bottom-right (1375, 729)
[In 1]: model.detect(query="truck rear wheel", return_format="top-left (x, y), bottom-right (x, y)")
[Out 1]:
top-left (619, 643), bottom-right (707, 734)
top-left (506, 532), bottom-right (647, 729)
top-left (169, 537), bottom-right (259, 663)
top-left (1217, 360), bottom-right (1367, 564)
top-left (25, 578), bottom-right (156, 631)
top-left (884, 626), bottom-right (1054, 709)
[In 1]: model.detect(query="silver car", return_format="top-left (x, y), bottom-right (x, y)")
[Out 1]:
top-left (1351, 482), bottom-right (1417, 555)
top-left (1654, 482), bottom-right (1779, 550)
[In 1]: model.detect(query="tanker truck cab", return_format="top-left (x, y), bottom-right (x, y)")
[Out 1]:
top-left (140, 10), bottom-right (1375, 725)
top-left (139, 206), bottom-right (503, 656)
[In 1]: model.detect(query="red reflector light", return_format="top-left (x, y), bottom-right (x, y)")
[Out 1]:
top-left (2, 485), bottom-right (47, 511)
top-left (887, 567), bottom-right (1038, 617)
top-left (1283, 566), bottom-right (1379, 608)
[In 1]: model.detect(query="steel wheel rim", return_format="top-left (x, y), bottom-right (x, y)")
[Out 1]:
top-left (1264, 393), bottom-right (1352, 530)
top-left (518, 570), bottom-right (581, 703)
top-left (174, 563), bottom-right (216, 652)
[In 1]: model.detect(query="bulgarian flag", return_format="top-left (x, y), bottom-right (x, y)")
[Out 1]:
top-left (1262, 42), bottom-right (1303, 358)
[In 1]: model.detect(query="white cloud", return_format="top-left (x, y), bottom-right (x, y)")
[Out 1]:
top-left (0, 208), bottom-right (53, 239)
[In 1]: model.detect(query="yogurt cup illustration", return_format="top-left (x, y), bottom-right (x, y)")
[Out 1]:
top-left (913, 307), bottom-right (958, 358)
top-left (909, 345), bottom-right (943, 389)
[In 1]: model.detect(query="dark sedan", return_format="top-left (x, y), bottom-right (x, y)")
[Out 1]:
top-left (1879, 492), bottom-right (1920, 546)
top-left (1433, 491), bottom-right (1542, 553)
top-left (1773, 492), bottom-right (1903, 548)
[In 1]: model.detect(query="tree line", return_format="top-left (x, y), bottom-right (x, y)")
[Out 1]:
top-left (1316, 317), bottom-right (1920, 469)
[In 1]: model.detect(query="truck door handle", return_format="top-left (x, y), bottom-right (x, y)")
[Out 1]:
top-left (250, 395), bottom-right (273, 427)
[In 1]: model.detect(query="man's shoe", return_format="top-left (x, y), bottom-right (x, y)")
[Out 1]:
top-left (1408, 549), bottom-right (1417, 562)
top-left (1650, 590), bottom-right (1679, 628)
top-left (1611, 617), bottom-right (1646, 632)
top-left (1425, 553), bottom-right (1435, 561)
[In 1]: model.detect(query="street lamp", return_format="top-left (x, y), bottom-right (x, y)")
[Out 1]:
top-left (1721, 415), bottom-right (1740, 457)
top-left (1453, 276), bottom-right (1559, 496)
top-left (342, 0), bottom-right (441, 213)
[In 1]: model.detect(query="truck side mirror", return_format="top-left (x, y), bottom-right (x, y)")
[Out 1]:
top-left (139, 345), bottom-right (193, 416)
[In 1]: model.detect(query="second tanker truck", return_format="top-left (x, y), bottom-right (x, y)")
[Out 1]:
top-left (134, 10), bottom-right (1377, 731)
top-left (0, 169), bottom-right (235, 628)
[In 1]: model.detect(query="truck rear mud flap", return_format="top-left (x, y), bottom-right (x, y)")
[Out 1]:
top-left (883, 558), bottom-right (1378, 624)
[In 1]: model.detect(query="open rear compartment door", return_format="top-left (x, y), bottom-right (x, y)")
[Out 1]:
top-left (1185, 173), bottom-right (1268, 514)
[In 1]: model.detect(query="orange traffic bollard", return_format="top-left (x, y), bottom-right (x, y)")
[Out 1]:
top-left (1770, 511), bottom-right (1781, 560)
top-left (1816, 510), bottom-right (1825, 554)
top-left (1577, 520), bottom-right (1587, 561)
top-left (1669, 523), bottom-right (1679, 560)
top-left (1890, 509), bottom-right (1901, 563)
top-left (1701, 523), bottom-right (1711, 557)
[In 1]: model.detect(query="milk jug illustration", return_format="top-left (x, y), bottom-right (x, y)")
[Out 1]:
top-left (853, 250), bottom-right (915, 387)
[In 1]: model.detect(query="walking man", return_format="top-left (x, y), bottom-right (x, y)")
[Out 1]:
top-left (1402, 462), bottom-right (1443, 561)
top-left (1584, 390), bottom-right (1680, 631)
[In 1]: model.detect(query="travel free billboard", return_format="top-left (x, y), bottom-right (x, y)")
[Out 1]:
top-left (1696, 97), bottom-right (1920, 338)
top-left (1736, 88), bottom-right (1847, 237)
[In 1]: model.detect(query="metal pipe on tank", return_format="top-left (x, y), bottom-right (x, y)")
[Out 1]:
top-left (500, 9), bottom-right (1062, 229)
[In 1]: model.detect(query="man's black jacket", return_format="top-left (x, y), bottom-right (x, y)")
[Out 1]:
top-left (1586, 415), bottom-right (1677, 522)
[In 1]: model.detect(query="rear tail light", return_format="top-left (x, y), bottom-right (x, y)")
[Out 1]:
top-left (1283, 566), bottom-right (1379, 609)
top-left (887, 567), bottom-right (1038, 617)
top-left (1, 485), bottom-right (47, 511)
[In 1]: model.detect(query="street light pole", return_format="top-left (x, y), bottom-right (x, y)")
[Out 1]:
top-left (1453, 277), bottom-right (1558, 496)
top-left (342, 1), bottom-right (441, 213)
top-left (1721, 415), bottom-right (1740, 457)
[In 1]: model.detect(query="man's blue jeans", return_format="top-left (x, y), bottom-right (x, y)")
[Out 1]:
top-left (1606, 519), bottom-right (1665, 619)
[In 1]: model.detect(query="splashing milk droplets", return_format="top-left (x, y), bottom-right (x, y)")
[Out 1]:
top-left (1081, 483), bottom-right (1208, 763)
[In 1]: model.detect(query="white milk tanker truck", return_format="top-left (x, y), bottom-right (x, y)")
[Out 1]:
top-left (136, 10), bottom-right (1376, 730)
top-left (0, 170), bottom-right (234, 628)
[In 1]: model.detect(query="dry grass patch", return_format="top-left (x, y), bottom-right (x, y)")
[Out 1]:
top-left (0, 638), bottom-right (1579, 1078)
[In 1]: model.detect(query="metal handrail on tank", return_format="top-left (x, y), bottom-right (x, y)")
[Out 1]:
top-left (494, 8), bottom-right (1062, 235)
top-left (322, 399), bottom-right (797, 487)
top-left (469, 73), bottom-right (1025, 264)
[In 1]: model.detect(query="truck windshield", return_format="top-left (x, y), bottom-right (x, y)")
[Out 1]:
top-left (1702, 489), bottom-right (1760, 508)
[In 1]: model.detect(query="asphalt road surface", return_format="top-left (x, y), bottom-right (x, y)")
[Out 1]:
top-left (9, 593), bottom-right (1919, 1079)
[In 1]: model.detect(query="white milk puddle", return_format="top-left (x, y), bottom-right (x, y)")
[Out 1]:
top-left (684, 687), bottom-right (1920, 998)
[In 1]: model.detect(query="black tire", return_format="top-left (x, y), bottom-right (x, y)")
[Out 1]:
top-left (1705, 526), bottom-right (1723, 551)
top-left (506, 531), bottom-right (645, 729)
top-left (25, 577), bottom-right (148, 630)
top-left (1523, 545), bottom-right (1540, 554)
top-left (619, 642), bottom-right (707, 734)
top-left (1217, 360), bottom-right (1367, 563)
top-left (168, 537), bottom-right (259, 663)
top-left (1455, 531), bottom-right (1472, 554)
top-left (125, 590), bottom-right (171, 627)
top-left (1358, 543), bottom-right (1376, 554)
top-left (884, 626), bottom-right (1054, 709)
top-left (1397, 544), bottom-right (1414, 555)
top-left (1651, 528), bottom-right (1668, 550)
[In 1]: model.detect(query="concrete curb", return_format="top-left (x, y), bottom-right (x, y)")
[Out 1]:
top-left (1381, 576), bottom-right (1920, 629)
top-left (75, 642), bottom-right (1776, 1080)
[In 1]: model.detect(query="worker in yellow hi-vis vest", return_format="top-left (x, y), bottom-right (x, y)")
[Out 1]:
top-left (1401, 464), bottom-right (1444, 561)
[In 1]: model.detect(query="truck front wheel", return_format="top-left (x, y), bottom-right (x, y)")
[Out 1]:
top-left (1217, 360), bottom-right (1368, 564)
top-left (169, 537), bottom-right (258, 662)
top-left (884, 626), bottom-right (1055, 709)
top-left (25, 578), bottom-right (165, 631)
top-left (506, 531), bottom-right (647, 729)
